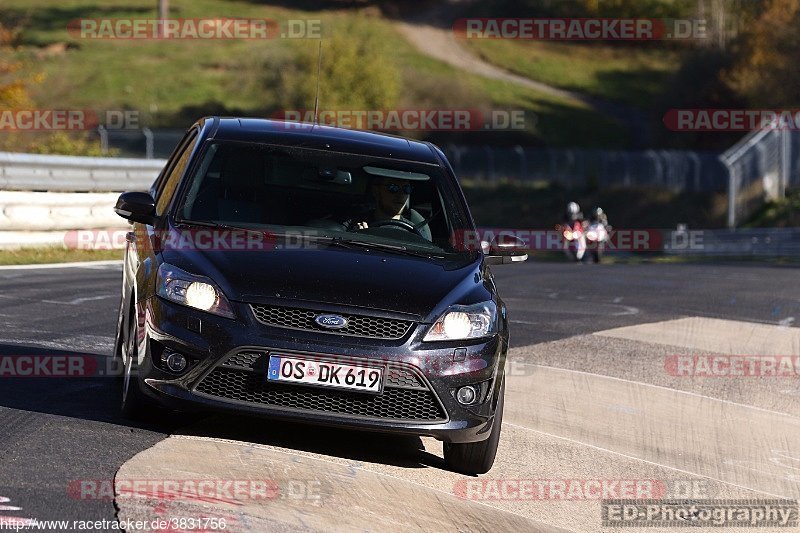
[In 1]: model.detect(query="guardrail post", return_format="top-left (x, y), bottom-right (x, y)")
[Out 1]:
top-left (97, 126), bottom-right (108, 155)
top-left (780, 127), bottom-right (790, 199)
top-left (143, 128), bottom-right (154, 160)
top-left (483, 146), bottom-right (495, 182)
top-left (725, 161), bottom-right (737, 228)
top-left (513, 145), bottom-right (526, 181)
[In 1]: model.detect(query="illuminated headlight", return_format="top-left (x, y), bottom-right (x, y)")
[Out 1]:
top-left (157, 263), bottom-right (235, 318)
top-left (424, 301), bottom-right (498, 341)
top-left (563, 230), bottom-right (573, 240)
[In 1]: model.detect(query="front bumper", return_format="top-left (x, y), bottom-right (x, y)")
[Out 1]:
top-left (133, 296), bottom-right (507, 443)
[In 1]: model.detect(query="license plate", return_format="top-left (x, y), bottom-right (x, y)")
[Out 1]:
top-left (267, 355), bottom-right (384, 394)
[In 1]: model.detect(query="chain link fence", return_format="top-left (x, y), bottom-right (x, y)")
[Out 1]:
top-left (442, 145), bottom-right (728, 193)
top-left (99, 128), bottom-right (728, 190)
top-left (720, 129), bottom-right (799, 228)
top-left (97, 128), bottom-right (796, 228)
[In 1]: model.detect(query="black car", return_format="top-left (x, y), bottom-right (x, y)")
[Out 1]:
top-left (112, 117), bottom-right (527, 474)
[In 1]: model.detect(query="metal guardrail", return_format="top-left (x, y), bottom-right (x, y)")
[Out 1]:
top-left (0, 151), bottom-right (165, 193)
top-left (663, 228), bottom-right (800, 257)
top-left (444, 146), bottom-right (728, 193)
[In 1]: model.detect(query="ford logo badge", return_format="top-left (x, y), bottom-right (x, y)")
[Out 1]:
top-left (315, 314), bottom-right (348, 329)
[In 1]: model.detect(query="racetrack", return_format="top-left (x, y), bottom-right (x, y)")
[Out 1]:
top-left (0, 261), bottom-right (798, 532)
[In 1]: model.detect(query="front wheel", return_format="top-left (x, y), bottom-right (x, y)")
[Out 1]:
top-left (444, 376), bottom-right (505, 475)
top-left (121, 304), bottom-right (151, 419)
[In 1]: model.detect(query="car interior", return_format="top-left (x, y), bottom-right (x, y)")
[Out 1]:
top-left (178, 143), bottom-right (454, 248)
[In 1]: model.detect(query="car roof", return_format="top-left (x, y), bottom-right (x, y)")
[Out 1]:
top-left (202, 117), bottom-right (440, 165)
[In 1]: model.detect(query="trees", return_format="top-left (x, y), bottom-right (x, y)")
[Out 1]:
top-left (726, 0), bottom-right (800, 107)
top-left (275, 17), bottom-right (400, 114)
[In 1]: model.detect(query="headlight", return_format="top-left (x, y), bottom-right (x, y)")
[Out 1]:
top-left (157, 263), bottom-right (235, 318)
top-left (424, 301), bottom-right (498, 341)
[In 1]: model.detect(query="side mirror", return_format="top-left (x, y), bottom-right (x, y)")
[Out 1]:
top-left (114, 192), bottom-right (157, 225)
top-left (483, 234), bottom-right (528, 266)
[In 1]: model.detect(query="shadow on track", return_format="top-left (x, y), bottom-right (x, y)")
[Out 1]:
top-left (0, 343), bottom-right (187, 432)
top-left (0, 343), bottom-right (443, 471)
top-left (178, 414), bottom-right (444, 470)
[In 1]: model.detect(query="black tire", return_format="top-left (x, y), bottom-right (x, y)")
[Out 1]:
top-left (444, 377), bottom-right (505, 475)
top-left (120, 303), bottom-right (151, 419)
top-left (112, 298), bottom-right (126, 382)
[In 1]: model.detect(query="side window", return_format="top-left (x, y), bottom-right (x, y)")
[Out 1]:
top-left (153, 129), bottom-right (195, 198)
top-left (155, 131), bottom-right (199, 215)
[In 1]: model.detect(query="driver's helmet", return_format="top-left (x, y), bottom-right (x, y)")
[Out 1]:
top-left (589, 206), bottom-right (604, 221)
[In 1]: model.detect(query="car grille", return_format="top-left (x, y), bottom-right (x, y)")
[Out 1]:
top-left (249, 304), bottom-right (414, 340)
top-left (196, 352), bottom-right (445, 422)
top-left (222, 351), bottom-right (263, 370)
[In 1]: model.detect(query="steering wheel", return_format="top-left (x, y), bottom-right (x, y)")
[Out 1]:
top-left (370, 218), bottom-right (425, 238)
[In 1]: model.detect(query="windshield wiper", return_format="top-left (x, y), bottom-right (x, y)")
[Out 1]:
top-left (176, 219), bottom-right (260, 233)
top-left (329, 238), bottom-right (445, 259)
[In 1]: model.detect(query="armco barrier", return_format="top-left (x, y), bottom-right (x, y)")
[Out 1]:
top-left (0, 151), bottom-right (164, 192)
top-left (663, 227), bottom-right (800, 257)
top-left (1, 152), bottom-right (799, 256)
top-left (0, 191), bottom-right (125, 231)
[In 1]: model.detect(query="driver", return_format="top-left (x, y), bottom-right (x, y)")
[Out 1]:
top-left (350, 176), bottom-right (432, 241)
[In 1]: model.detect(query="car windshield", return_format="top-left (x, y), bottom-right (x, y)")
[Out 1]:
top-left (174, 141), bottom-right (474, 256)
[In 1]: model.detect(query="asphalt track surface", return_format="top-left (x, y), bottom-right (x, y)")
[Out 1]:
top-left (0, 260), bottom-right (798, 532)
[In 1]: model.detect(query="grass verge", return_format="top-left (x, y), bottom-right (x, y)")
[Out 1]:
top-left (463, 39), bottom-right (681, 110)
top-left (3, 0), bottom-right (627, 148)
top-left (0, 247), bottom-right (123, 265)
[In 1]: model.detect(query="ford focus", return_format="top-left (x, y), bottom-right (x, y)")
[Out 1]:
top-left (112, 117), bottom-right (527, 474)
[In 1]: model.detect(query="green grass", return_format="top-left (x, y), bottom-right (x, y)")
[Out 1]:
top-left (743, 189), bottom-right (800, 228)
top-left (2, 0), bottom-right (628, 147)
top-left (464, 39), bottom-right (682, 110)
top-left (0, 247), bottom-right (123, 265)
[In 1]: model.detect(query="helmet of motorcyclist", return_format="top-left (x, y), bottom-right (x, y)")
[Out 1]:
top-left (589, 206), bottom-right (604, 221)
top-left (567, 202), bottom-right (580, 216)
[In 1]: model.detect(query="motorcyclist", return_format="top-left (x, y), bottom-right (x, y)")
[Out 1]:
top-left (560, 202), bottom-right (586, 262)
top-left (588, 206), bottom-right (609, 227)
top-left (563, 202), bottom-right (583, 225)
top-left (586, 206), bottom-right (611, 263)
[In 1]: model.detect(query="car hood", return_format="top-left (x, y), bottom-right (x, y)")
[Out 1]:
top-left (161, 238), bottom-right (488, 320)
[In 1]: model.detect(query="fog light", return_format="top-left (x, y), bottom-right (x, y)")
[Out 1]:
top-left (456, 385), bottom-right (478, 405)
top-left (165, 351), bottom-right (188, 373)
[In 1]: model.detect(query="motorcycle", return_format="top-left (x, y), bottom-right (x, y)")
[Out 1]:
top-left (560, 220), bottom-right (586, 262)
top-left (584, 221), bottom-right (610, 263)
